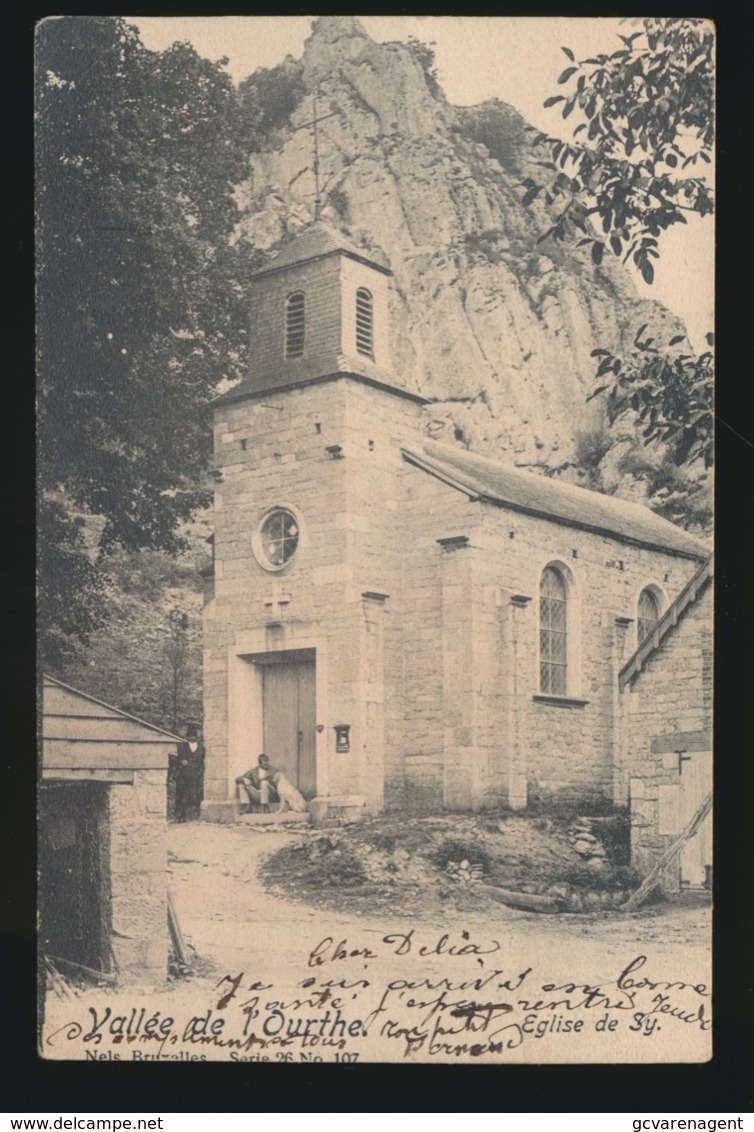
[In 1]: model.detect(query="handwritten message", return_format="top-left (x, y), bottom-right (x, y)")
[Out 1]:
top-left (43, 929), bottom-right (711, 1063)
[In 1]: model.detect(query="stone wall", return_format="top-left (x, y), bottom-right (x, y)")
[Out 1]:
top-left (622, 582), bottom-right (713, 890)
top-left (474, 503), bottom-right (702, 808)
top-left (109, 769), bottom-right (169, 984)
top-left (387, 460), bottom-right (702, 811)
top-left (204, 375), bottom-right (426, 812)
top-left (205, 369), bottom-right (707, 817)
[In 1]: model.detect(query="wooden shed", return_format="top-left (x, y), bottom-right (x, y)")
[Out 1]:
top-left (40, 676), bottom-right (179, 984)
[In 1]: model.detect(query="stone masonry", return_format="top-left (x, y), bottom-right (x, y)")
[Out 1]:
top-left (622, 580), bottom-right (713, 891)
top-left (108, 770), bottom-right (170, 983)
top-left (203, 223), bottom-right (711, 824)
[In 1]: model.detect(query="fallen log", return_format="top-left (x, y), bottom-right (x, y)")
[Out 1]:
top-left (483, 884), bottom-right (560, 913)
top-left (622, 793), bottom-right (712, 912)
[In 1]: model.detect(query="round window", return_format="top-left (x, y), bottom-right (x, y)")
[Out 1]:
top-left (256, 508), bottom-right (300, 569)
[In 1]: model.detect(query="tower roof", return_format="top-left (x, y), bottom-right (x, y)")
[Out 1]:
top-left (253, 221), bottom-right (392, 278)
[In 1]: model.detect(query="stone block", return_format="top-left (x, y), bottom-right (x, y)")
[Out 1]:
top-left (310, 794), bottom-right (365, 826)
top-left (198, 798), bottom-right (234, 822)
top-left (110, 822), bottom-right (166, 875)
top-left (629, 776), bottom-right (645, 799)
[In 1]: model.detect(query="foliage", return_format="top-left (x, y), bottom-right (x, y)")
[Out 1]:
top-left (458, 101), bottom-right (528, 172)
top-left (261, 838), bottom-right (368, 889)
top-left (525, 19), bottom-right (713, 280)
top-left (37, 499), bottom-right (108, 669)
top-left (405, 37), bottom-right (441, 97)
top-left (574, 428), bottom-right (612, 470)
top-left (326, 187), bottom-right (349, 222)
top-left (237, 61), bottom-right (306, 142)
top-left (55, 530), bottom-right (208, 728)
top-left (614, 448), bottom-right (712, 532)
top-left (36, 18), bottom-right (251, 667)
top-left (587, 328), bottom-right (714, 467)
top-left (558, 862), bottom-right (641, 893)
top-left (592, 809), bottom-right (631, 865)
top-left (429, 838), bottom-right (493, 873)
top-left (464, 229), bottom-right (505, 265)
top-left (522, 18), bottom-right (714, 473)
top-left (573, 428), bottom-right (612, 488)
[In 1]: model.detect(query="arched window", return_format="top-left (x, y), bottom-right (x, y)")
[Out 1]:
top-left (285, 291), bottom-right (305, 359)
top-left (637, 588), bottom-right (660, 645)
top-left (355, 287), bottom-right (374, 358)
top-left (540, 566), bottom-right (568, 695)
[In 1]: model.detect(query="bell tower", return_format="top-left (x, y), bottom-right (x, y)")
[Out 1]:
top-left (239, 221), bottom-right (404, 398)
top-left (202, 223), bottom-right (426, 823)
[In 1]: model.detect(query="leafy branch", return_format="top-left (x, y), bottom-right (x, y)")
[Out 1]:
top-left (521, 19), bottom-right (714, 283)
top-left (586, 328), bottom-right (714, 469)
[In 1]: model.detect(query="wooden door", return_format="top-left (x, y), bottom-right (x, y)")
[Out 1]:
top-left (679, 750), bottom-right (712, 888)
top-left (262, 659), bottom-right (316, 798)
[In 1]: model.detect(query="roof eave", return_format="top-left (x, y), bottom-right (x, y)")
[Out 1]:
top-left (215, 372), bottom-right (427, 407)
top-left (401, 448), bottom-right (710, 562)
top-left (42, 675), bottom-right (183, 741)
top-left (253, 247), bottom-right (392, 279)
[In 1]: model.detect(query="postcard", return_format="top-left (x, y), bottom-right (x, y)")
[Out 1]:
top-left (37, 16), bottom-right (714, 1063)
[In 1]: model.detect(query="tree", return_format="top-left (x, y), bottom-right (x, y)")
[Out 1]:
top-left (237, 59), bottom-right (306, 143)
top-left (522, 18), bottom-right (714, 469)
top-left (587, 328), bottom-right (714, 470)
top-left (165, 608), bottom-right (191, 733)
top-left (36, 18), bottom-right (254, 667)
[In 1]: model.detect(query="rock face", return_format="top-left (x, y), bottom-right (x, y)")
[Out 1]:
top-left (235, 16), bottom-right (684, 469)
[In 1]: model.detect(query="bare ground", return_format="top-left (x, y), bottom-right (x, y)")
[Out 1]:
top-left (166, 817), bottom-right (710, 984)
top-left (42, 817), bottom-right (712, 1064)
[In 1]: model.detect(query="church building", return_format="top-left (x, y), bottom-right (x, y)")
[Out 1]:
top-left (202, 223), bottom-right (711, 874)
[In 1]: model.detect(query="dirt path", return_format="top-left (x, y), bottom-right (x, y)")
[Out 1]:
top-left (42, 820), bottom-right (712, 1064)
top-left (167, 820), bottom-right (710, 987)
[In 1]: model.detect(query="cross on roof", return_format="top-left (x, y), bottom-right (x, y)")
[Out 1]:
top-left (293, 91), bottom-right (339, 219)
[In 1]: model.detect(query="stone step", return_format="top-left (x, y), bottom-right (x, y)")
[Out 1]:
top-left (239, 810), bottom-right (310, 826)
top-left (201, 800), bottom-right (311, 825)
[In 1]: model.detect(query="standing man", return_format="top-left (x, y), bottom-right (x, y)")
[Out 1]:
top-left (170, 723), bottom-right (205, 821)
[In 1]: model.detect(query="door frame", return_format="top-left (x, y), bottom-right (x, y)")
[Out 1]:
top-left (260, 652), bottom-right (317, 798)
top-left (227, 631), bottom-right (328, 801)
top-left (678, 749), bottom-right (712, 889)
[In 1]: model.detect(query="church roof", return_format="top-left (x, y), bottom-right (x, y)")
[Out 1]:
top-left (253, 222), bottom-right (392, 277)
top-left (402, 439), bottom-right (710, 560)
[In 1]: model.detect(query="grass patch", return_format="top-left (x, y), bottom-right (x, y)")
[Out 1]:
top-left (429, 838), bottom-right (493, 874)
top-left (559, 863), bottom-right (641, 893)
top-left (261, 837), bottom-right (367, 889)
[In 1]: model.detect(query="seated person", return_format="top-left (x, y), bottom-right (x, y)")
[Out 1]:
top-left (235, 754), bottom-right (308, 814)
top-left (236, 755), bottom-right (279, 813)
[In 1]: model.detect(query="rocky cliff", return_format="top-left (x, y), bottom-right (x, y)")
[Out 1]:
top-left (234, 17), bottom-right (687, 484)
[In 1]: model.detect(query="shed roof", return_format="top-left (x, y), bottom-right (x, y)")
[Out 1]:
top-left (42, 676), bottom-right (180, 779)
top-left (402, 439), bottom-right (710, 560)
top-left (252, 222), bottom-right (392, 277)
